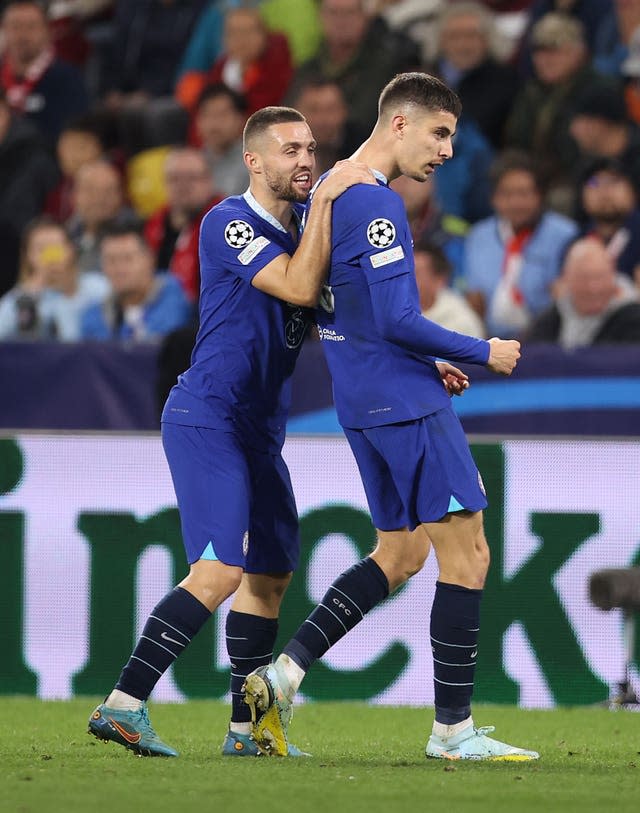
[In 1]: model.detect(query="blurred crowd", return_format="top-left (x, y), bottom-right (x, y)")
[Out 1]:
top-left (2, 0), bottom-right (640, 350)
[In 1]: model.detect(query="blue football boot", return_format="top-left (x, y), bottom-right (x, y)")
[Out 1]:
top-left (88, 702), bottom-right (178, 757)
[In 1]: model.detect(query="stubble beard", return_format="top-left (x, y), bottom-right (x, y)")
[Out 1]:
top-left (265, 170), bottom-right (307, 203)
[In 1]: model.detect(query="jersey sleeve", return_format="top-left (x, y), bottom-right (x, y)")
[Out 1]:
top-left (199, 207), bottom-right (288, 283)
top-left (370, 272), bottom-right (490, 365)
top-left (346, 186), bottom-right (412, 284)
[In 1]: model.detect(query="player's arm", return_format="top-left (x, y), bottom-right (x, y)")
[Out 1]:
top-left (251, 161), bottom-right (375, 306)
top-left (370, 273), bottom-right (520, 374)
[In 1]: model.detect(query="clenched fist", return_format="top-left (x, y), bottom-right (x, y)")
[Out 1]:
top-left (486, 338), bottom-right (521, 376)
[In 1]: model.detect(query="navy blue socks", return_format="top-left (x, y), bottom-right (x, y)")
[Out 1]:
top-left (284, 557), bottom-right (389, 671)
top-left (116, 586), bottom-right (211, 701)
top-left (431, 581), bottom-right (482, 725)
top-left (226, 610), bottom-right (278, 723)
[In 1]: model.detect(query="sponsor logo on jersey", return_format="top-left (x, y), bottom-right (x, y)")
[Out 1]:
top-left (369, 245), bottom-right (405, 268)
top-left (366, 218), bottom-right (396, 248)
top-left (224, 220), bottom-right (254, 249)
top-left (238, 235), bottom-right (270, 265)
top-left (317, 326), bottom-right (345, 342)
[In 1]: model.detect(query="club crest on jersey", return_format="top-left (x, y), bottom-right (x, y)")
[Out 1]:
top-left (224, 220), bottom-right (254, 249)
top-left (367, 218), bottom-right (396, 248)
top-left (285, 306), bottom-right (307, 349)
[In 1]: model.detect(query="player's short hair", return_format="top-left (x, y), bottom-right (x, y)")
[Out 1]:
top-left (243, 106), bottom-right (306, 151)
top-left (378, 73), bottom-right (462, 120)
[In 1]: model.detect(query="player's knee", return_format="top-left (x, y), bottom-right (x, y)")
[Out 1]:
top-left (196, 563), bottom-right (243, 602)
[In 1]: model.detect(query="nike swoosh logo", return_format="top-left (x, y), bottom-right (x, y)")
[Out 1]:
top-left (161, 631), bottom-right (185, 646)
top-left (471, 650), bottom-right (478, 658)
top-left (109, 718), bottom-right (142, 744)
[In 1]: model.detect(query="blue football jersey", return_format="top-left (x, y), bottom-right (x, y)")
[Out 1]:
top-left (162, 191), bottom-right (308, 451)
top-left (314, 176), bottom-right (489, 429)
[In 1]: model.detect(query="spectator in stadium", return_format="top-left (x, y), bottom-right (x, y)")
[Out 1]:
top-left (287, 0), bottom-right (420, 132)
top-left (44, 114), bottom-right (106, 223)
top-left (581, 0), bottom-right (640, 77)
top-left (0, 217), bottom-right (109, 341)
top-left (0, 0), bottom-right (88, 144)
top-left (0, 87), bottom-right (59, 296)
top-left (290, 77), bottom-right (367, 178)
top-left (66, 159), bottom-right (129, 273)
top-left (505, 12), bottom-right (617, 212)
top-left (518, 0), bottom-right (619, 76)
top-left (102, 0), bottom-right (208, 105)
top-left (621, 26), bottom-right (640, 125)
top-left (414, 239), bottom-right (486, 337)
top-left (178, 0), bottom-right (320, 75)
top-left (578, 158), bottom-right (640, 285)
top-left (568, 84), bottom-right (640, 200)
top-left (194, 83), bottom-right (248, 198)
top-left (432, 116), bottom-right (494, 224)
top-left (144, 148), bottom-right (221, 302)
top-left (428, 1), bottom-right (519, 149)
top-left (81, 220), bottom-right (192, 341)
top-left (526, 237), bottom-right (640, 346)
top-left (176, 6), bottom-right (293, 116)
top-left (373, 0), bottom-right (444, 64)
top-left (464, 150), bottom-right (578, 338)
top-left (391, 173), bottom-right (468, 286)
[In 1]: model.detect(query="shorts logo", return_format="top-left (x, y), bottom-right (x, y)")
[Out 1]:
top-left (367, 218), bottom-right (396, 248)
top-left (224, 220), bottom-right (254, 249)
top-left (242, 531), bottom-right (249, 557)
top-left (478, 471), bottom-right (486, 496)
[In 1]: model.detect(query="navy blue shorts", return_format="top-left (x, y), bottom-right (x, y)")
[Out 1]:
top-left (161, 423), bottom-right (299, 571)
top-left (343, 406), bottom-right (487, 531)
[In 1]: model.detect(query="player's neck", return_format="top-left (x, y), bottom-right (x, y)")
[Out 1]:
top-left (351, 135), bottom-right (398, 183)
top-left (249, 185), bottom-right (293, 229)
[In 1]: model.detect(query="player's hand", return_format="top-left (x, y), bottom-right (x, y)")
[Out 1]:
top-left (319, 160), bottom-right (377, 201)
top-left (436, 361), bottom-right (470, 397)
top-left (486, 337), bottom-right (521, 376)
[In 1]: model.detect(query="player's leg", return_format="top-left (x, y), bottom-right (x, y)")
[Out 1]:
top-left (224, 448), bottom-right (310, 756)
top-left (222, 571), bottom-right (289, 755)
top-left (420, 409), bottom-right (538, 760)
top-left (222, 571), bottom-right (309, 756)
top-left (88, 424), bottom-right (248, 757)
top-left (244, 426), bottom-right (430, 754)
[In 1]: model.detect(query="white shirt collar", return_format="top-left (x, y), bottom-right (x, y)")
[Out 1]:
top-left (243, 188), bottom-right (287, 233)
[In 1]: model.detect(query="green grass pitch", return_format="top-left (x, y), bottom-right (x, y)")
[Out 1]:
top-left (1, 698), bottom-right (638, 813)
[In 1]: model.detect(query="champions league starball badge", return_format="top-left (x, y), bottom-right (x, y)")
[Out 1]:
top-left (366, 218), bottom-right (396, 248)
top-left (224, 220), bottom-right (254, 249)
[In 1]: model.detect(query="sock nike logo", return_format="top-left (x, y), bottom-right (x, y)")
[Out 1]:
top-left (471, 650), bottom-right (477, 658)
top-left (161, 631), bottom-right (185, 646)
top-left (109, 718), bottom-right (142, 744)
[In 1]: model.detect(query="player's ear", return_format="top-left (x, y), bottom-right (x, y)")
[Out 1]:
top-left (391, 114), bottom-right (407, 139)
top-left (244, 150), bottom-right (261, 174)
